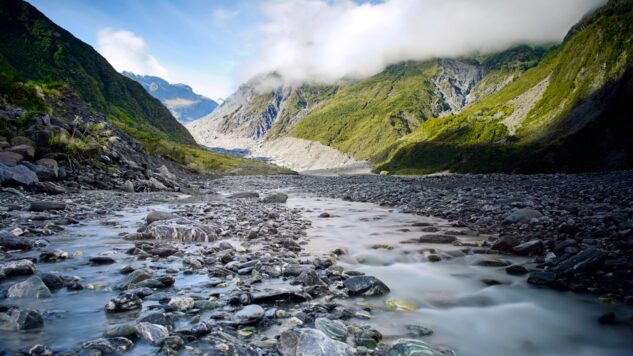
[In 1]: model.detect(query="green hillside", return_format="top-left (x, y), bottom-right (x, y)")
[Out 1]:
top-left (375, 0), bottom-right (633, 174)
top-left (0, 0), bottom-right (195, 145)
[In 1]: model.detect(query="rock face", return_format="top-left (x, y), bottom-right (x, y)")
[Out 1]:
top-left (144, 218), bottom-right (220, 242)
top-left (278, 328), bottom-right (355, 356)
top-left (433, 59), bottom-right (484, 116)
top-left (7, 276), bottom-right (52, 298)
top-left (343, 276), bottom-right (390, 296)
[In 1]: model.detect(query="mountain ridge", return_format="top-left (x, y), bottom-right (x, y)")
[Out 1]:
top-left (122, 72), bottom-right (218, 124)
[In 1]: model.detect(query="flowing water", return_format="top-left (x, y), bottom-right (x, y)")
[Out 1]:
top-left (288, 196), bottom-right (633, 356)
top-left (1, 195), bottom-right (632, 355)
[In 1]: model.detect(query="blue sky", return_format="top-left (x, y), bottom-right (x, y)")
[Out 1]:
top-left (29, 0), bottom-right (267, 100)
top-left (28, 0), bottom-right (604, 100)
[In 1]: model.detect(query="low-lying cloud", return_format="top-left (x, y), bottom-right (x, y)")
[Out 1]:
top-left (243, 0), bottom-right (607, 86)
top-left (98, 28), bottom-right (169, 79)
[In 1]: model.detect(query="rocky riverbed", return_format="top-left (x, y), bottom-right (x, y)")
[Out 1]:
top-left (0, 171), bottom-right (632, 355)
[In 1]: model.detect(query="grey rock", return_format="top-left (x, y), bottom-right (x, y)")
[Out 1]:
top-left (81, 337), bottom-right (134, 353)
top-left (229, 192), bottom-right (259, 199)
top-left (344, 276), bottom-right (390, 296)
top-left (261, 192), bottom-right (288, 203)
top-left (504, 208), bottom-right (543, 224)
top-left (527, 271), bottom-right (557, 286)
top-left (387, 338), bottom-right (444, 356)
top-left (512, 239), bottom-right (544, 255)
top-left (0, 151), bottom-right (23, 166)
top-left (30, 201), bottom-right (66, 212)
top-left (297, 269), bottom-right (324, 286)
top-left (39, 250), bottom-right (69, 262)
top-left (505, 265), bottom-right (529, 275)
top-left (41, 272), bottom-right (65, 290)
top-left (553, 248), bottom-right (606, 274)
top-left (89, 256), bottom-right (116, 265)
top-left (315, 317), bottom-right (348, 341)
top-left (146, 211), bottom-right (178, 224)
top-left (0, 259), bottom-right (36, 276)
top-left (278, 328), bottom-right (355, 356)
top-left (30, 182), bottom-right (66, 195)
top-left (416, 234), bottom-right (457, 244)
top-left (0, 307), bottom-right (43, 330)
top-left (0, 164), bottom-right (39, 186)
top-left (0, 231), bottom-right (33, 250)
top-left (8, 276), bottom-right (52, 298)
top-left (8, 144), bottom-right (35, 157)
top-left (233, 304), bottom-right (265, 325)
top-left (105, 292), bottom-right (142, 312)
top-left (115, 268), bottom-right (153, 290)
top-left (490, 235), bottom-right (520, 251)
top-left (136, 322), bottom-right (169, 345)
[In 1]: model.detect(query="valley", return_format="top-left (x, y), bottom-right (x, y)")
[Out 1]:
top-left (1, 0), bottom-right (632, 355)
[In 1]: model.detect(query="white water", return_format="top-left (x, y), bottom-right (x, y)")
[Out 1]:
top-left (288, 196), bottom-right (633, 356)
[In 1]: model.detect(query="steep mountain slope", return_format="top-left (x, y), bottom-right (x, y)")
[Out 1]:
top-left (188, 47), bottom-right (543, 167)
top-left (0, 0), bottom-right (290, 179)
top-left (0, 0), bottom-right (194, 145)
top-left (122, 72), bottom-right (218, 124)
top-left (376, 0), bottom-right (633, 174)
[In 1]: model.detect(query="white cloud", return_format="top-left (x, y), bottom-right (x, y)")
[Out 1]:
top-left (97, 28), bottom-right (169, 78)
top-left (212, 7), bottom-right (239, 23)
top-left (242, 0), bottom-right (607, 86)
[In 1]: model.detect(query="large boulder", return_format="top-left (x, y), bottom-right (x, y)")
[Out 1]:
top-left (387, 338), bottom-right (444, 356)
top-left (8, 144), bottom-right (35, 158)
top-left (0, 164), bottom-right (38, 186)
top-left (7, 276), bottom-right (52, 298)
top-left (278, 328), bottom-right (355, 356)
top-left (0, 307), bottom-right (43, 330)
top-left (0, 259), bottom-right (36, 276)
top-left (35, 159), bottom-right (59, 179)
top-left (0, 231), bottom-right (33, 251)
top-left (144, 218), bottom-right (220, 243)
top-left (0, 151), bottom-right (23, 166)
top-left (343, 276), bottom-right (390, 296)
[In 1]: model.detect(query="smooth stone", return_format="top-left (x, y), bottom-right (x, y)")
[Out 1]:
top-left (0, 231), bottom-right (33, 250)
top-left (0, 259), bottom-right (36, 276)
top-left (512, 240), bottom-right (545, 255)
top-left (0, 151), bottom-right (23, 166)
top-left (30, 201), bottom-right (66, 212)
top-left (261, 192), bottom-right (288, 203)
top-left (8, 144), bottom-right (35, 157)
top-left (41, 272), bottom-right (65, 290)
top-left (405, 324), bottom-right (434, 337)
top-left (0, 164), bottom-right (38, 186)
top-left (387, 338), bottom-right (444, 356)
top-left (8, 276), bottom-right (52, 298)
top-left (81, 337), bottom-right (134, 353)
top-left (315, 317), bottom-right (348, 341)
top-left (505, 265), bottom-right (529, 275)
top-left (527, 271), bottom-right (557, 286)
top-left (344, 276), bottom-right (390, 296)
top-left (474, 258), bottom-right (511, 267)
top-left (416, 235), bottom-right (457, 244)
top-left (504, 208), bottom-right (543, 224)
top-left (103, 324), bottom-right (138, 338)
top-left (278, 328), bottom-right (355, 356)
top-left (0, 307), bottom-right (43, 330)
top-left (136, 322), bottom-right (169, 345)
top-left (89, 256), bottom-right (116, 265)
top-left (232, 304), bottom-right (264, 325)
top-left (146, 211), bottom-right (178, 224)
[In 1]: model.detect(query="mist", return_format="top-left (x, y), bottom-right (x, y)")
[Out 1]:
top-left (242, 0), bottom-right (607, 87)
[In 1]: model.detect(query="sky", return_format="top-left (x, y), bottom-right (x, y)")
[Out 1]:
top-left (29, 0), bottom-right (606, 100)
